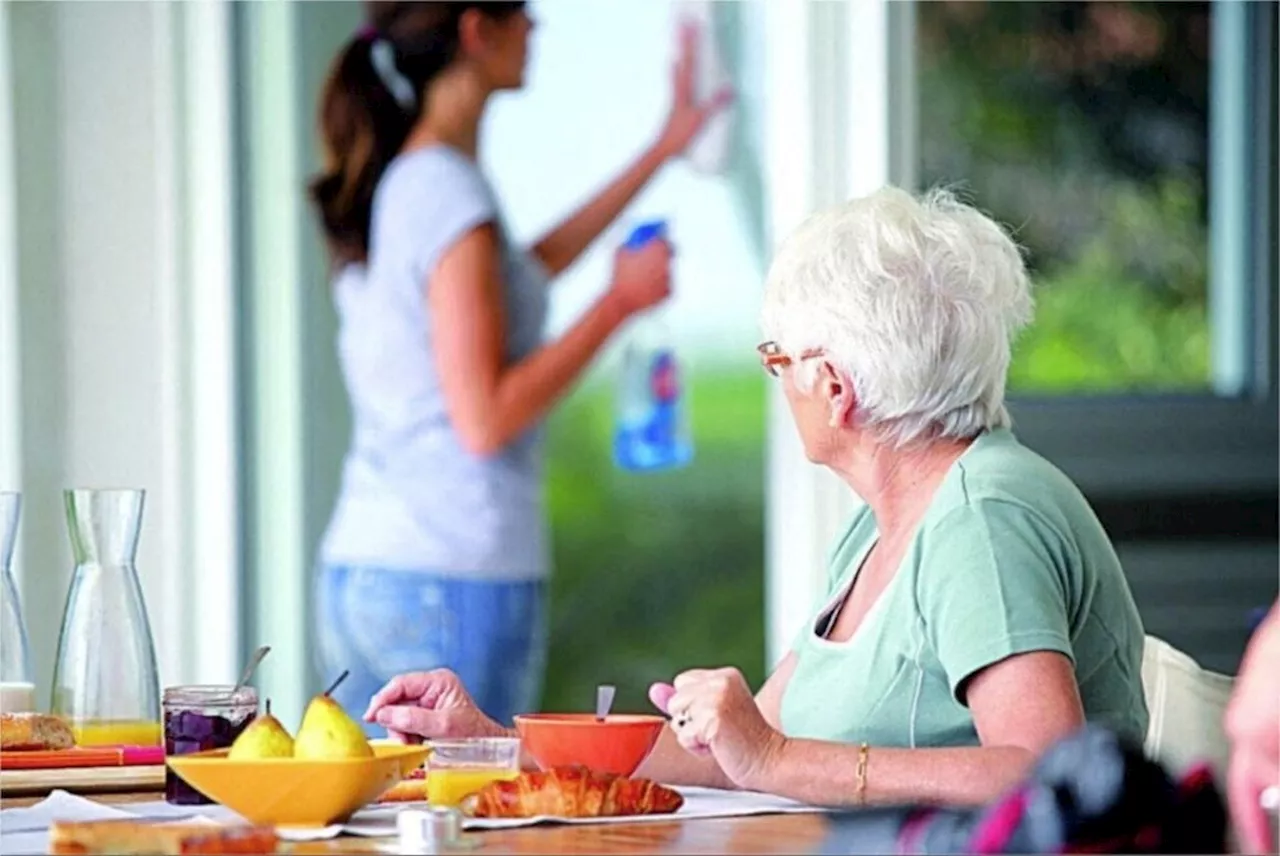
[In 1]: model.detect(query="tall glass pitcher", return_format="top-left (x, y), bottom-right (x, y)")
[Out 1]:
top-left (0, 491), bottom-right (35, 713)
top-left (51, 489), bottom-right (162, 745)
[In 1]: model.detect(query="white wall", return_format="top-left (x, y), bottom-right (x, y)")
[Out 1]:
top-left (5, 0), bottom-right (238, 706)
top-left (0, 1), bottom-right (20, 507)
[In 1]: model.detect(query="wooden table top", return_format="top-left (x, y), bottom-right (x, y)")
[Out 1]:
top-left (1, 790), bottom-right (832, 855)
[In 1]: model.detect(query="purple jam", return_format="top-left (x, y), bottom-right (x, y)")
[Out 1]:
top-left (164, 707), bottom-right (253, 805)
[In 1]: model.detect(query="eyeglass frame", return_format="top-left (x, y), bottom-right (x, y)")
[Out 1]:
top-left (757, 341), bottom-right (825, 377)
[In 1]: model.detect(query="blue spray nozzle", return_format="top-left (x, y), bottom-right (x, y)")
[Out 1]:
top-left (623, 220), bottom-right (668, 250)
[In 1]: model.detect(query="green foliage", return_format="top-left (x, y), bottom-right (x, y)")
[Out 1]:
top-left (918, 2), bottom-right (1214, 395)
top-left (542, 371), bottom-right (767, 714)
top-left (1009, 177), bottom-right (1211, 393)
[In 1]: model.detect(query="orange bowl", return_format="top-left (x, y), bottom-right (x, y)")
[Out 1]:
top-left (514, 714), bottom-right (665, 777)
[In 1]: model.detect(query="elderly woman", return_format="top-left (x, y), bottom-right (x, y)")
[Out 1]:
top-left (363, 187), bottom-right (1150, 807)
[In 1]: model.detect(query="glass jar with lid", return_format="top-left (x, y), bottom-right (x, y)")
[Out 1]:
top-left (163, 684), bottom-right (258, 805)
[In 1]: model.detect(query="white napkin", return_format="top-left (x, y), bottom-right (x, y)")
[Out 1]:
top-left (673, 0), bottom-right (734, 175)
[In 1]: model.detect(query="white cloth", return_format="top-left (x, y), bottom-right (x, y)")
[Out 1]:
top-left (1140, 634), bottom-right (1235, 776)
top-left (0, 787), bottom-right (826, 850)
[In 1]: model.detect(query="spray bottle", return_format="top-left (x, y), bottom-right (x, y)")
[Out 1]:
top-left (613, 220), bottom-right (693, 472)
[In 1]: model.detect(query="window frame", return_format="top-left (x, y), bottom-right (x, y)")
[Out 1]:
top-left (761, 0), bottom-right (917, 665)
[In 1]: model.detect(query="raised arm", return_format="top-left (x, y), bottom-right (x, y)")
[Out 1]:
top-left (529, 144), bottom-right (669, 277)
top-left (431, 224), bottom-right (668, 456)
top-left (528, 22), bottom-right (731, 277)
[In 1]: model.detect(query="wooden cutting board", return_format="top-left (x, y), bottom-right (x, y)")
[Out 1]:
top-left (0, 765), bottom-right (165, 797)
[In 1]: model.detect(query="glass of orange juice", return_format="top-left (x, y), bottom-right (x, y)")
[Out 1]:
top-left (426, 737), bottom-right (521, 807)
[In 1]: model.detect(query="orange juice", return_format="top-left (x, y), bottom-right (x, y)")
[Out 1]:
top-left (426, 767), bottom-right (518, 807)
top-left (72, 719), bottom-right (162, 746)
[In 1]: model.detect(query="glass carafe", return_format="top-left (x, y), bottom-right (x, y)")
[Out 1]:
top-left (0, 491), bottom-right (35, 713)
top-left (51, 488), bottom-right (162, 745)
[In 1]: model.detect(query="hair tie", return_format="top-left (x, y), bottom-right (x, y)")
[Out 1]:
top-left (368, 39), bottom-right (417, 112)
top-left (356, 24), bottom-right (378, 42)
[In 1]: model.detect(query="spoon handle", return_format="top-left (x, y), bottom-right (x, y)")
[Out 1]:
top-left (596, 685), bottom-right (617, 721)
top-left (235, 645), bottom-right (271, 692)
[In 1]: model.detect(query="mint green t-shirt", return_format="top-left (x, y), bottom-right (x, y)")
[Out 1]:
top-left (780, 429), bottom-right (1149, 749)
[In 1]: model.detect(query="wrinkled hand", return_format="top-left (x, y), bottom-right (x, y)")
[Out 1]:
top-left (1224, 605), bottom-right (1280, 854)
top-left (363, 669), bottom-right (506, 744)
top-left (650, 667), bottom-right (785, 790)
top-left (652, 20), bottom-right (734, 161)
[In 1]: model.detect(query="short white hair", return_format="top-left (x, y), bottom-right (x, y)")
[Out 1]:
top-left (761, 186), bottom-right (1034, 448)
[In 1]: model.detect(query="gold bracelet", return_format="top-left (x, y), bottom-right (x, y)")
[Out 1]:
top-left (855, 742), bottom-right (870, 806)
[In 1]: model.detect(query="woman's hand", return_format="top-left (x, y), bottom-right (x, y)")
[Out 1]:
top-left (363, 669), bottom-right (506, 743)
top-left (607, 238), bottom-right (672, 317)
top-left (652, 21), bottom-right (734, 162)
top-left (652, 667), bottom-right (787, 790)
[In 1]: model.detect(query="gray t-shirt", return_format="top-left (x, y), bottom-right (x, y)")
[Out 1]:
top-left (320, 145), bottom-right (551, 578)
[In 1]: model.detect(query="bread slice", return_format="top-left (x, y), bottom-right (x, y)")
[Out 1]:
top-left (48, 820), bottom-right (278, 855)
top-left (378, 767), bottom-right (427, 803)
top-left (0, 712), bottom-right (75, 751)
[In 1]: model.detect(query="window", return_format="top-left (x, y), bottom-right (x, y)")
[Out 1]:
top-left (908, 1), bottom-right (1278, 499)
top-left (484, 0), bottom-right (768, 711)
top-left (918, 1), bottom-right (1273, 399)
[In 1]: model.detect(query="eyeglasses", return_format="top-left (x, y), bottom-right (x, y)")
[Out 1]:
top-left (757, 341), bottom-right (824, 377)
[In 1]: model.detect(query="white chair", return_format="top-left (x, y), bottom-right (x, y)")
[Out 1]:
top-left (1140, 634), bottom-right (1236, 778)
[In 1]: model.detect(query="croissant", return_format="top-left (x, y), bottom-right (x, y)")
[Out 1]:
top-left (461, 766), bottom-right (684, 819)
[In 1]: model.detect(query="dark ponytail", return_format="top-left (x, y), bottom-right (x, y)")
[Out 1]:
top-left (309, 1), bottom-right (526, 266)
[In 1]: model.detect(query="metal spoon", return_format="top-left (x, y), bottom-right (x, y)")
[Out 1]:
top-left (234, 645), bottom-right (270, 692)
top-left (596, 684), bottom-right (616, 721)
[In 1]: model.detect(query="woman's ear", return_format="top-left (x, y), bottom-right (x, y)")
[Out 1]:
top-left (456, 8), bottom-right (487, 58)
top-left (819, 361), bottom-right (857, 429)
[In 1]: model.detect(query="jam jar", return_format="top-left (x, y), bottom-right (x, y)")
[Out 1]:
top-left (163, 685), bottom-right (258, 804)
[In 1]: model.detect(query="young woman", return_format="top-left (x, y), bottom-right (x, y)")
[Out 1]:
top-left (308, 1), bottom-right (729, 731)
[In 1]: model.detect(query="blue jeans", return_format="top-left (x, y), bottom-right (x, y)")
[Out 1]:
top-left (314, 565), bottom-right (547, 737)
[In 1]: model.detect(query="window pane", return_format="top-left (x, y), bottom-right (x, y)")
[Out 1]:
top-left (916, 1), bottom-right (1242, 395)
top-left (485, 0), bottom-right (766, 713)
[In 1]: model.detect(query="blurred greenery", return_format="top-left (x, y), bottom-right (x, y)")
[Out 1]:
top-left (541, 371), bottom-right (767, 714)
top-left (919, 1), bottom-right (1213, 394)
top-left (541, 2), bottom-right (1218, 711)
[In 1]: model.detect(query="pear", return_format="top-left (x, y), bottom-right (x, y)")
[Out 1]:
top-left (292, 671), bottom-right (374, 760)
top-left (227, 699), bottom-right (295, 760)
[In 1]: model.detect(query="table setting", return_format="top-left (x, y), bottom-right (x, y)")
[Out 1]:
top-left (0, 489), bottom-right (830, 854)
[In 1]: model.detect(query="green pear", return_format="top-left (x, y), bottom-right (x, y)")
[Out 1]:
top-left (292, 671), bottom-right (374, 760)
top-left (228, 699), bottom-right (295, 760)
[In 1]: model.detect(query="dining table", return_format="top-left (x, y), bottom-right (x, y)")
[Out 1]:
top-left (0, 789), bottom-right (833, 855)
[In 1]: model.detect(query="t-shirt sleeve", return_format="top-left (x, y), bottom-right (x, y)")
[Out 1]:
top-left (917, 499), bottom-right (1076, 706)
top-left (378, 150), bottom-right (498, 285)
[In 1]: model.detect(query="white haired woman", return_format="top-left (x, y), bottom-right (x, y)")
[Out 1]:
top-left (363, 187), bottom-right (1151, 808)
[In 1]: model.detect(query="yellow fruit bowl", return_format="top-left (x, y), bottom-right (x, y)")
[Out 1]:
top-left (166, 743), bottom-right (430, 828)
